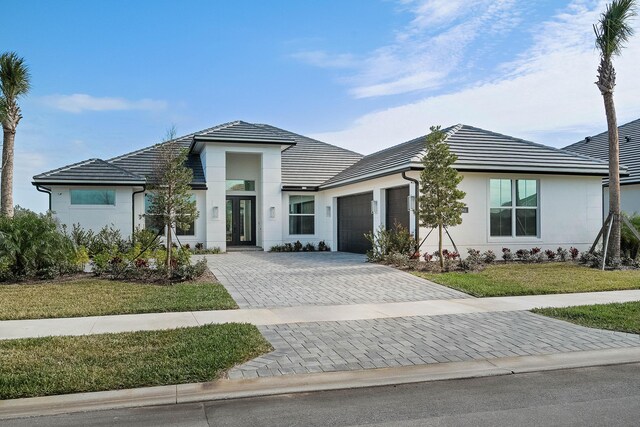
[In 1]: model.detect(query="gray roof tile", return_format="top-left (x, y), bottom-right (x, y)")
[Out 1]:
top-left (563, 118), bottom-right (640, 185)
top-left (321, 124), bottom-right (611, 188)
top-left (33, 158), bottom-right (145, 184)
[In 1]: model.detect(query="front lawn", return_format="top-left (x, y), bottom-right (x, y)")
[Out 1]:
top-left (0, 323), bottom-right (272, 400)
top-left (415, 263), bottom-right (640, 297)
top-left (0, 278), bottom-right (238, 320)
top-left (533, 301), bottom-right (640, 335)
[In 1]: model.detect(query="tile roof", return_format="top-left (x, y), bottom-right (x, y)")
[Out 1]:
top-left (563, 118), bottom-right (640, 185)
top-left (321, 124), bottom-right (612, 188)
top-left (192, 120), bottom-right (296, 145)
top-left (33, 158), bottom-right (145, 184)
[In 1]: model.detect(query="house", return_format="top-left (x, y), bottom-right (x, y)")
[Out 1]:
top-left (563, 118), bottom-right (640, 215)
top-left (33, 121), bottom-right (610, 254)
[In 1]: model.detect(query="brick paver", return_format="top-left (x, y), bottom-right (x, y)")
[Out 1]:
top-left (205, 252), bottom-right (469, 308)
top-left (227, 311), bottom-right (640, 378)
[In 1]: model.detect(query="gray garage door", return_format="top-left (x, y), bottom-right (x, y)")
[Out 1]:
top-left (386, 186), bottom-right (410, 231)
top-left (338, 192), bottom-right (374, 254)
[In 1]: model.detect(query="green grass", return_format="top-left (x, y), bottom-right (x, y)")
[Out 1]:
top-left (0, 323), bottom-right (272, 400)
top-left (0, 278), bottom-right (238, 320)
top-left (533, 301), bottom-right (640, 335)
top-left (415, 263), bottom-right (640, 297)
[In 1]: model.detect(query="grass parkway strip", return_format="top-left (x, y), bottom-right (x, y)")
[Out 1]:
top-left (0, 324), bottom-right (272, 400)
top-left (533, 301), bottom-right (640, 335)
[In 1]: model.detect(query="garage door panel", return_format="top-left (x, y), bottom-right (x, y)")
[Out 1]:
top-left (338, 192), bottom-right (373, 254)
top-left (386, 186), bottom-right (410, 231)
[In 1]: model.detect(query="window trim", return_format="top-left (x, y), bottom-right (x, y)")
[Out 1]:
top-left (488, 178), bottom-right (540, 240)
top-left (288, 194), bottom-right (316, 236)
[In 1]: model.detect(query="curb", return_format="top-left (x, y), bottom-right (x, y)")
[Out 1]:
top-left (1, 347), bottom-right (639, 420)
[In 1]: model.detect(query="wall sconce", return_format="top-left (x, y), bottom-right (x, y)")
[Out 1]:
top-left (407, 195), bottom-right (415, 212)
top-left (212, 206), bottom-right (219, 219)
top-left (370, 200), bottom-right (378, 215)
top-left (269, 206), bottom-right (276, 219)
top-left (326, 206), bottom-right (331, 217)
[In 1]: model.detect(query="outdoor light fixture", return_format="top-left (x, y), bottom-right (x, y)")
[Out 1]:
top-left (371, 200), bottom-right (378, 215)
top-left (407, 195), bottom-right (415, 211)
top-left (269, 206), bottom-right (276, 219)
top-left (212, 206), bottom-right (219, 219)
top-left (326, 206), bottom-right (331, 217)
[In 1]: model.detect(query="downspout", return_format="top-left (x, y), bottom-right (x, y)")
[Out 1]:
top-left (401, 170), bottom-right (420, 250)
top-left (35, 185), bottom-right (52, 211)
top-left (132, 185), bottom-right (146, 240)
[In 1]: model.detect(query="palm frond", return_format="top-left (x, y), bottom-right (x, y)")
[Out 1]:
top-left (0, 51), bottom-right (31, 100)
top-left (594, 0), bottom-right (637, 58)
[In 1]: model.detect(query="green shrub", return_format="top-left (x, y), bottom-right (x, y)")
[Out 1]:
top-left (621, 214), bottom-right (640, 259)
top-left (88, 225), bottom-right (129, 256)
top-left (365, 224), bottom-right (417, 262)
top-left (132, 227), bottom-right (162, 253)
top-left (0, 209), bottom-right (80, 280)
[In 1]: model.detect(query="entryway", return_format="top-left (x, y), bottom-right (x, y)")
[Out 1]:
top-left (226, 196), bottom-right (256, 246)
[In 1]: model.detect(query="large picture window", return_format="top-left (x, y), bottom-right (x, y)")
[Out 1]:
top-left (176, 195), bottom-right (196, 236)
top-left (144, 194), bottom-right (163, 235)
top-left (289, 195), bottom-right (315, 235)
top-left (490, 179), bottom-right (538, 237)
top-left (70, 189), bottom-right (115, 205)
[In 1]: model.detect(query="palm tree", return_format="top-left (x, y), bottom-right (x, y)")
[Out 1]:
top-left (594, 0), bottom-right (636, 261)
top-left (0, 52), bottom-right (31, 218)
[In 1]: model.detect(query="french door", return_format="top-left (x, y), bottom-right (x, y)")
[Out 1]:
top-left (226, 196), bottom-right (256, 246)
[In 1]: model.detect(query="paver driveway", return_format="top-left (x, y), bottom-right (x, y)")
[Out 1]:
top-left (204, 252), bottom-right (469, 308)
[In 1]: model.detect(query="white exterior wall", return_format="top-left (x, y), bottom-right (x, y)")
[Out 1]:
top-left (50, 186), bottom-right (138, 238)
top-left (603, 183), bottom-right (640, 215)
top-left (201, 142), bottom-right (283, 251)
top-left (312, 172), bottom-right (603, 254)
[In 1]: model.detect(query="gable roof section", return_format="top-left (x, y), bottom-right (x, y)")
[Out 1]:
top-left (33, 158), bottom-right (145, 184)
top-left (321, 124), bottom-right (612, 188)
top-left (190, 120), bottom-right (296, 146)
top-left (563, 118), bottom-right (640, 185)
top-left (254, 124), bottom-right (363, 188)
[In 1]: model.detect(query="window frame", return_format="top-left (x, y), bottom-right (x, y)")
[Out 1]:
top-left (488, 178), bottom-right (540, 239)
top-left (288, 195), bottom-right (315, 236)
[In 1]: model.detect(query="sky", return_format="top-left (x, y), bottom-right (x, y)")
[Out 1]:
top-left (2, 0), bottom-right (639, 212)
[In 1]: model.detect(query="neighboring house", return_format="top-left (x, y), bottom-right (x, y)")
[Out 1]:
top-left (564, 118), bottom-right (640, 215)
top-left (33, 121), bottom-right (609, 254)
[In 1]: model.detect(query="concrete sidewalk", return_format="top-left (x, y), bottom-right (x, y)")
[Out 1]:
top-left (1, 289), bottom-right (639, 340)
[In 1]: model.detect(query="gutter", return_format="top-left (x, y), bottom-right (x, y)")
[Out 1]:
top-left (401, 171), bottom-right (420, 250)
top-left (131, 185), bottom-right (146, 238)
top-left (35, 185), bottom-right (52, 211)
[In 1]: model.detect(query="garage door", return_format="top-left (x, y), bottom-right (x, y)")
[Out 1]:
top-left (338, 192), bottom-right (374, 254)
top-left (386, 186), bottom-right (410, 231)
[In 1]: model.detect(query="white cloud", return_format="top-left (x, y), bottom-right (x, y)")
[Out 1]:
top-left (293, 0), bottom-right (522, 98)
top-left (42, 93), bottom-right (167, 113)
top-left (309, 0), bottom-right (640, 153)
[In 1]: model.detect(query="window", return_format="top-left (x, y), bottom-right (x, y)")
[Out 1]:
top-left (144, 194), bottom-right (163, 235)
top-left (289, 195), bottom-right (315, 235)
top-left (226, 180), bottom-right (255, 191)
top-left (490, 179), bottom-right (538, 237)
top-left (70, 189), bottom-right (115, 205)
top-left (176, 195), bottom-right (196, 236)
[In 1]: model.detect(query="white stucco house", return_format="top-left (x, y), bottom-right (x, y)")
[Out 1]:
top-left (564, 118), bottom-right (640, 216)
top-left (33, 121), bottom-right (612, 254)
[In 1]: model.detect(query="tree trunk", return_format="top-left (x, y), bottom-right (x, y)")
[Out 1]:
top-left (1, 126), bottom-right (15, 218)
top-left (603, 91), bottom-right (621, 261)
top-left (438, 224), bottom-right (444, 269)
top-left (166, 225), bottom-right (172, 279)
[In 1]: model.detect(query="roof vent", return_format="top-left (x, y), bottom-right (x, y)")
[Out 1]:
top-left (624, 136), bottom-right (631, 143)
top-left (585, 136), bottom-right (591, 143)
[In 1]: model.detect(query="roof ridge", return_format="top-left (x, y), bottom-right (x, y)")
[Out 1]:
top-left (409, 124), bottom-right (464, 162)
top-left (94, 158), bottom-right (145, 179)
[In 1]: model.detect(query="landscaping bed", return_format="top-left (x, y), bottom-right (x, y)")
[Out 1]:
top-left (533, 301), bottom-right (640, 335)
top-left (0, 278), bottom-right (238, 320)
top-left (415, 263), bottom-right (640, 297)
top-left (0, 323), bottom-right (272, 399)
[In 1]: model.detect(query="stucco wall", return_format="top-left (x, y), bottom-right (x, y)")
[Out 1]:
top-left (603, 183), bottom-right (640, 216)
top-left (312, 171), bottom-right (603, 255)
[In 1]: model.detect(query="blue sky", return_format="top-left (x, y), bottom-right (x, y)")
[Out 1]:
top-left (2, 0), bottom-right (640, 212)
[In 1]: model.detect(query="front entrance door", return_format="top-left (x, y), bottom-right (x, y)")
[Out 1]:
top-left (226, 196), bottom-right (256, 246)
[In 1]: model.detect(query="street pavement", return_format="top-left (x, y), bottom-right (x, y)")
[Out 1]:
top-left (6, 363), bottom-right (640, 426)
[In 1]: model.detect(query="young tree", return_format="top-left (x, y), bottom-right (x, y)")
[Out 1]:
top-left (145, 127), bottom-right (199, 277)
top-left (594, 0), bottom-right (636, 261)
top-left (418, 126), bottom-right (466, 268)
top-left (0, 52), bottom-right (31, 218)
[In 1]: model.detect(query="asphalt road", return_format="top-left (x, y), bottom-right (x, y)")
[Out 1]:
top-left (6, 363), bottom-right (640, 427)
